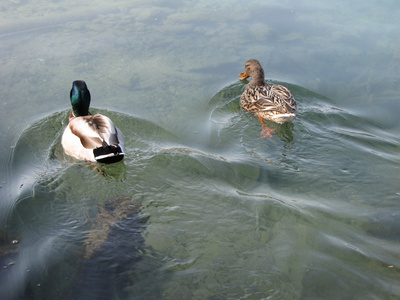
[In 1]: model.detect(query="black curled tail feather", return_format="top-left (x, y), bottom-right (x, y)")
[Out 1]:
top-left (93, 144), bottom-right (124, 164)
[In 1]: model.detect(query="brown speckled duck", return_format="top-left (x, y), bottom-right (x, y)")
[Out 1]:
top-left (239, 59), bottom-right (297, 137)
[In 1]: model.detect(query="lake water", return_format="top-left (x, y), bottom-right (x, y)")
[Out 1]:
top-left (1, 0), bottom-right (400, 299)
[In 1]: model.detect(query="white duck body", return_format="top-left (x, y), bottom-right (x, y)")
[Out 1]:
top-left (62, 112), bottom-right (125, 163)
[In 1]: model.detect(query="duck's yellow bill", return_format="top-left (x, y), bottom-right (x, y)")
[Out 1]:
top-left (239, 72), bottom-right (249, 80)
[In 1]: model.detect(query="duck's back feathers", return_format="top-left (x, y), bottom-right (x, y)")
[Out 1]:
top-left (269, 84), bottom-right (297, 114)
top-left (241, 86), bottom-right (275, 112)
top-left (240, 84), bottom-right (297, 124)
top-left (62, 123), bottom-right (96, 162)
top-left (62, 112), bottom-right (125, 163)
top-left (69, 114), bottom-right (121, 148)
top-left (68, 115), bottom-right (104, 149)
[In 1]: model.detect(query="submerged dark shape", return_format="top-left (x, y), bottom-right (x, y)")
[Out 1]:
top-left (61, 80), bottom-right (125, 163)
top-left (67, 197), bottom-right (149, 300)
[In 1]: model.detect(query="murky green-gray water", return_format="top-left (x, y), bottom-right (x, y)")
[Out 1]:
top-left (1, 0), bottom-right (400, 299)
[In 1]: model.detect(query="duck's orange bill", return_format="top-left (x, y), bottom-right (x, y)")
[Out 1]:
top-left (239, 72), bottom-right (249, 80)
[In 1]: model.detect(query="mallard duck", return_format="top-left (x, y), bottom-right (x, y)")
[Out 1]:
top-left (61, 80), bottom-right (125, 163)
top-left (239, 59), bottom-right (297, 126)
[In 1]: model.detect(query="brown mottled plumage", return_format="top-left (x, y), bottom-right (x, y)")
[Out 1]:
top-left (239, 59), bottom-right (297, 124)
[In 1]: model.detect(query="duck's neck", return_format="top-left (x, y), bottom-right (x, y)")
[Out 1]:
top-left (249, 76), bottom-right (266, 87)
top-left (248, 67), bottom-right (267, 87)
top-left (72, 105), bottom-right (89, 117)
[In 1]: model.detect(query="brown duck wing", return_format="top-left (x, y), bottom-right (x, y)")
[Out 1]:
top-left (242, 86), bottom-right (281, 112)
top-left (270, 85), bottom-right (297, 113)
top-left (91, 114), bottom-right (120, 145)
top-left (68, 116), bottom-right (104, 149)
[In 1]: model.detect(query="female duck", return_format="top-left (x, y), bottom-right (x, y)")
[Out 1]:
top-left (61, 80), bottom-right (125, 163)
top-left (239, 59), bottom-right (297, 124)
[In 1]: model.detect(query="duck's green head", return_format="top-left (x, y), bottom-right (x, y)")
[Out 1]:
top-left (70, 80), bottom-right (91, 116)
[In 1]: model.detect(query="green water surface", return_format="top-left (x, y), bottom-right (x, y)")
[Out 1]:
top-left (1, 1), bottom-right (400, 299)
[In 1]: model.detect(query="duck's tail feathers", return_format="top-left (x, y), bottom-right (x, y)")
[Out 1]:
top-left (271, 113), bottom-right (296, 124)
top-left (93, 144), bottom-right (124, 164)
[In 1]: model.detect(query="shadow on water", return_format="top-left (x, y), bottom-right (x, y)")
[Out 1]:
top-left (65, 197), bottom-right (151, 300)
